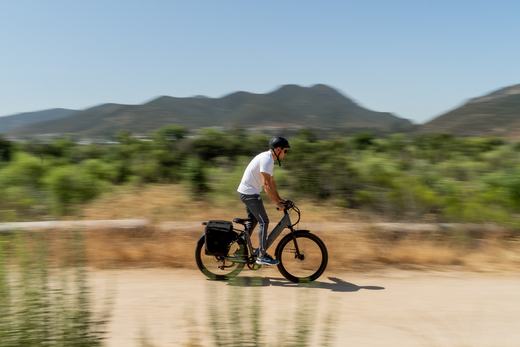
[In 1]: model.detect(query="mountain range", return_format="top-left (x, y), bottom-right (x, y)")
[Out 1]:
top-left (421, 84), bottom-right (520, 139)
top-left (0, 108), bottom-right (78, 134)
top-left (2, 83), bottom-right (520, 139)
top-left (3, 84), bottom-right (410, 138)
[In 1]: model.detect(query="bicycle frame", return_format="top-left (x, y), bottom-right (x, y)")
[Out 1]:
top-left (266, 209), bottom-right (294, 250)
top-left (231, 208), bottom-right (298, 261)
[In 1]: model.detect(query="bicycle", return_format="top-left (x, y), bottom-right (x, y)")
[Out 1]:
top-left (195, 200), bottom-right (328, 283)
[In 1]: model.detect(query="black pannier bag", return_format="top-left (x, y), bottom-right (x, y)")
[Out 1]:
top-left (204, 220), bottom-right (235, 256)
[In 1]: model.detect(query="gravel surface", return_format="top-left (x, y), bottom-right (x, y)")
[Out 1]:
top-left (89, 268), bottom-right (520, 347)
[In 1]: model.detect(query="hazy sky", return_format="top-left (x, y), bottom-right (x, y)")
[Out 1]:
top-left (1, 0), bottom-right (519, 123)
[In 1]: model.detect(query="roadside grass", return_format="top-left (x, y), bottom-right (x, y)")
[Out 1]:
top-left (0, 230), bottom-right (109, 347)
top-left (57, 184), bottom-right (520, 272)
top-left (78, 224), bottom-right (520, 273)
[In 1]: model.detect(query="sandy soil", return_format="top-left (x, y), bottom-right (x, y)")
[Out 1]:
top-left (89, 267), bottom-right (520, 347)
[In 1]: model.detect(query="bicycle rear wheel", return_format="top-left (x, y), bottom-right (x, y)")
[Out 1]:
top-left (275, 231), bottom-right (328, 283)
top-left (195, 234), bottom-right (247, 280)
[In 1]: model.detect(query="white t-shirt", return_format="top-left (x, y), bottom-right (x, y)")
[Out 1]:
top-left (237, 151), bottom-right (275, 195)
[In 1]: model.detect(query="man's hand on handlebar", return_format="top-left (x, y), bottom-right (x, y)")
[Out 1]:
top-left (276, 200), bottom-right (286, 211)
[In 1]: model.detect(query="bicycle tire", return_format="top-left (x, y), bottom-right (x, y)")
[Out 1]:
top-left (195, 234), bottom-right (247, 280)
top-left (275, 231), bottom-right (328, 283)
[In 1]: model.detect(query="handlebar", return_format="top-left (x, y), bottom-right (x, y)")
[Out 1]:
top-left (276, 200), bottom-right (295, 211)
top-left (281, 200), bottom-right (300, 227)
top-left (284, 200), bottom-right (295, 209)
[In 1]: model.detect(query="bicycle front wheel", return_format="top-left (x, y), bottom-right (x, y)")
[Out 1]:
top-left (275, 231), bottom-right (328, 283)
top-left (195, 234), bottom-right (247, 280)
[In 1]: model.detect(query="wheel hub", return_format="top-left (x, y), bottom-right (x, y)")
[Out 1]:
top-left (295, 251), bottom-right (307, 262)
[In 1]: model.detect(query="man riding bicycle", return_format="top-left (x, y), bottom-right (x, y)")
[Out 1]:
top-left (237, 136), bottom-right (290, 266)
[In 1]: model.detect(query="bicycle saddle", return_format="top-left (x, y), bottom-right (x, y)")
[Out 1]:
top-left (232, 218), bottom-right (252, 225)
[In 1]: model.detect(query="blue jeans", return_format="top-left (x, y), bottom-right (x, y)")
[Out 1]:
top-left (238, 193), bottom-right (269, 257)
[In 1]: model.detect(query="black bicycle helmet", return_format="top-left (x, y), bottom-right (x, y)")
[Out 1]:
top-left (269, 136), bottom-right (291, 167)
top-left (269, 136), bottom-right (291, 149)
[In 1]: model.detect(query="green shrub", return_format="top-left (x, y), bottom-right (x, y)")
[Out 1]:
top-left (183, 157), bottom-right (210, 195)
top-left (81, 159), bottom-right (119, 182)
top-left (434, 159), bottom-right (487, 182)
top-left (43, 166), bottom-right (108, 215)
top-left (0, 153), bottom-right (47, 189)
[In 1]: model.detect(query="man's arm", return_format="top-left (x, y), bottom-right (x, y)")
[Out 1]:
top-left (261, 172), bottom-right (285, 210)
top-left (271, 176), bottom-right (283, 202)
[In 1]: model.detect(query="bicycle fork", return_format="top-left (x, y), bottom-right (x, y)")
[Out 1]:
top-left (287, 226), bottom-right (304, 259)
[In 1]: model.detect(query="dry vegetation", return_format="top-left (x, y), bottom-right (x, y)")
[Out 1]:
top-left (78, 184), bottom-right (356, 222)
top-left (76, 225), bottom-right (520, 273)
top-left (59, 184), bottom-right (520, 273)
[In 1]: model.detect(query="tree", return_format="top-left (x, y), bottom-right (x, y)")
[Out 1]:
top-left (0, 136), bottom-right (13, 162)
top-left (352, 132), bottom-right (374, 150)
top-left (154, 125), bottom-right (188, 142)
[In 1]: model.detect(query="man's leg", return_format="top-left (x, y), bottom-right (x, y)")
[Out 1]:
top-left (244, 205), bottom-right (258, 237)
top-left (239, 194), bottom-right (269, 257)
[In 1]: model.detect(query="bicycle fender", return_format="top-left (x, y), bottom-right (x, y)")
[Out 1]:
top-left (294, 229), bottom-right (311, 233)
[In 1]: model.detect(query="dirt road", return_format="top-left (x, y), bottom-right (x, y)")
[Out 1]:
top-left (89, 268), bottom-right (520, 347)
